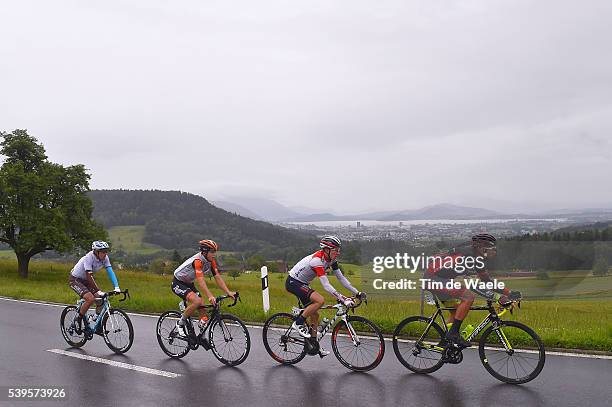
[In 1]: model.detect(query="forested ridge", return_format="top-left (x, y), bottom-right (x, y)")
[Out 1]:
top-left (90, 189), bottom-right (316, 259)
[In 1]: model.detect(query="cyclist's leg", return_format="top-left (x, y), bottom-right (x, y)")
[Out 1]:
top-left (454, 290), bottom-right (475, 321)
top-left (286, 277), bottom-right (320, 336)
top-left (445, 289), bottom-right (474, 346)
top-left (184, 291), bottom-right (203, 317)
top-left (305, 292), bottom-right (324, 335)
top-left (172, 278), bottom-right (201, 317)
top-left (69, 276), bottom-right (95, 317)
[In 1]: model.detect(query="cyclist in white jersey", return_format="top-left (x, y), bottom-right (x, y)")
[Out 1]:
top-left (68, 241), bottom-right (121, 334)
top-left (286, 236), bottom-right (366, 349)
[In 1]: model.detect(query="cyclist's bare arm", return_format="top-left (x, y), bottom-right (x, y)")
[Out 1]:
top-left (213, 274), bottom-right (235, 297)
top-left (195, 275), bottom-right (215, 303)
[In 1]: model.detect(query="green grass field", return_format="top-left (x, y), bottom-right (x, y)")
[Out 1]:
top-left (365, 268), bottom-right (612, 300)
top-left (0, 250), bottom-right (16, 259)
top-left (0, 259), bottom-right (610, 351)
top-left (107, 226), bottom-right (164, 255)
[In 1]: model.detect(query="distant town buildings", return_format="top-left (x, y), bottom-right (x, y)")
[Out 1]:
top-left (282, 219), bottom-right (574, 242)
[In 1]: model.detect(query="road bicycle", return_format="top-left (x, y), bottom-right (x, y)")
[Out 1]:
top-left (156, 292), bottom-right (250, 366)
top-left (262, 297), bottom-right (385, 372)
top-left (392, 290), bottom-right (545, 384)
top-left (60, 289), bottom-right (134, 354)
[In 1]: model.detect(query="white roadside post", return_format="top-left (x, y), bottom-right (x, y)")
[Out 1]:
top-left (261, 265), bottom-right (270, 314)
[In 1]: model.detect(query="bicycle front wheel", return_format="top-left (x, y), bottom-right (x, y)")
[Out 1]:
top-left (208, 314), bottom-right (251, 366)
top-left (156, 311), bottom-right (190, 358)
top-left (262, 313), bottom-right (307, 365)
top-left (102, 309), bottom-right (134, 354)
top-left (60, 305), bottom-right (87, 348)
top-left (331, 316), bottom-right (385, 372)
top-left (392, 316), bottom-right (445, 374)
top-left (479, 320), bottom-right (546, 384)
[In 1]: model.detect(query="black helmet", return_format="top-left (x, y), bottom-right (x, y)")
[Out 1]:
top-left (472, 233), bottom-right (496, 246)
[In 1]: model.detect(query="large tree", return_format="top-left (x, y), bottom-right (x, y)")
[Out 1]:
top-left (0, 129), bottom-right (106, 278)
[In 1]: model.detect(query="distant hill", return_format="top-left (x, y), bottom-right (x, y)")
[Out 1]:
top-left (89, 190), bottom-right (316, 258)
top-left (283, 204), bottom-right (501, 222)
top-left (218, 196), bottom-right (303, 221)
top-left (380, 203), bottom-right (500, 221)
top-left (212, 200), bottom-right (263, 220)
top-left (282, 213), bottom-right (356, 222)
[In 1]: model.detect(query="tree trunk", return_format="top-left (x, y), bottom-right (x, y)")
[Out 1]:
top-left (17, 253), bottom-right (31, 278)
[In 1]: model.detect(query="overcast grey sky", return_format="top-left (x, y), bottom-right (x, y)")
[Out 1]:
top-left (1, 0), bottom-right (611, 213)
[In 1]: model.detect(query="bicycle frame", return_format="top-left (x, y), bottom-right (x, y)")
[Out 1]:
top-left (76, 297), bottom-right (111, 332)
top-left (179, 294), bottom-right (239, 345)
top-left (291, 299), bottom-right (363, 347)
top-left (416, 296), bottom-right (514, 353)
top-left (74, 290), bottom-right (130, 335)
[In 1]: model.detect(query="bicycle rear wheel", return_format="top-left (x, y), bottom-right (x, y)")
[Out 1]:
top-left (208, 313), bottom-right (251, 366)
top-left (60, 306), bottom-right (87, 348)
top-left (331, 316), bottom-right (385, 372)
top-left (102, 309), bottom-right (134, 354)
top-left (479, 321), bottom-right (545, 384)
top-left (156, 311), bottom-right (190, 358)
top-left (392, 316), bottom-right (445, 373)
top-left (262, 313), bottom-right (307, 364)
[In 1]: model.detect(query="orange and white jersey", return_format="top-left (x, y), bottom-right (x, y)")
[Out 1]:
top-left (173, 252), bottom-right (220, 283)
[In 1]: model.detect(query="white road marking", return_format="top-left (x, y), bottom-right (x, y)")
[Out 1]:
top-left (3, 296), bottom-right (611, 361)
top-left (46, 349), bottom-right (181, 378)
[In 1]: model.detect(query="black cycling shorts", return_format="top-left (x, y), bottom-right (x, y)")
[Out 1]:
top-left (285, 276), bottom-right (314, 306)
top-left (171, 278), bottom-right (199, 301)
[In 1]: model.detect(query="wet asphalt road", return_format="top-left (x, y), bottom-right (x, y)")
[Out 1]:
top-left (0, 297), bottom-right (610, 407)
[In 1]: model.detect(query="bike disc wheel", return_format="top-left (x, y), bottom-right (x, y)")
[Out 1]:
top-left (331, 316), bottom-right (385, 372)
top-left (479, 320), bottom-right (546, 384)
top-left (156, 311), bottom-right (190, 358)
top-left (60, 306), bottom-right (87, 348)
top-left (392, 316), bottom-right (445, 373)
top-left (262, 313), bottom-right (307, 365)
top-left (208, 313), bottom-right (250, 366)
top-left (102, 309), bottom-right (134, 354)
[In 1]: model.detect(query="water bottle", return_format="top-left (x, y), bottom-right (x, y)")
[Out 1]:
top-left (291, 306), bottom-right (301, 316)
top-left (461, 324), bottom-right (475, 339)
top-left (179, 301), bottom-right (186, 312)
top-left (197, 315), bottom-right (209, 330)
top-left (86, 313), bottom-right (95, 330)
top-left (318, 318), bottom-right (330, 333)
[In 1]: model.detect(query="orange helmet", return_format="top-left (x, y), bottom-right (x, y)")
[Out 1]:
top-left (199, 239), bottom-right (219, 252)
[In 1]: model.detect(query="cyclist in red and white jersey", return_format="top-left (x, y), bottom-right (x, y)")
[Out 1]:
top-left (286, 236), bottom-right (366, 348)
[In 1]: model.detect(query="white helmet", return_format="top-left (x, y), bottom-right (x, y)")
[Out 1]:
top-left (320, 235), bottom-right (341, 250)
top-left (92, 240), bottom-right (110, 251)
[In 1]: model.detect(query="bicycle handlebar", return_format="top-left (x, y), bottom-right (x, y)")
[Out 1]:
top-left (329, 295), bottom-right (365, 312)
top-left (98, 289), bottom-right (130, 302)
top-left (202, 292), bottom-right (240, 309)
top-left (219, 291), bottom-right (240, 307)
